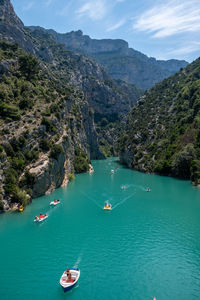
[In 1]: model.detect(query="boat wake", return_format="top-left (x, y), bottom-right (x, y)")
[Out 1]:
top-left (112, 192), bottom-right (136, 210)
top-left (81, 192), bottom-right (102, 209)
top-left (73, 254), bottom-right (82, 269)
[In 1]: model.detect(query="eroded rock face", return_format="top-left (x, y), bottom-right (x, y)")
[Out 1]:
top-left (119, 149), bottom-right (133, 169)
top-left (0, 0), bottom-right (36, 53)
top-left (0, 59), bottom-right (17, 76)
top-left (30, 153), bottom-right (67, 197)
top-left (0, 0), bottom-right (23, 27)
top-left (35, 28), bottom-right (188, 90)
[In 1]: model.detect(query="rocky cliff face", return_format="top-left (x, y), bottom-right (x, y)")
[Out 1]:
top-left (0, 0), bottom-right (37, 54)
top-left (0, 2), bottom-right (142, 119)
top-left (0, 1), bottom-right (142, 210)
top-left (33, 28), bottom-right (188, 90)
top-left (28, 26), bottom-right (142, 119)
top-left (0, 41), bottom-right (104, 206)
top-left (0, 44), bottom-right (104, 206)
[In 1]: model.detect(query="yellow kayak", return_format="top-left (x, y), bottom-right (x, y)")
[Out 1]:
top-left (104, 206), bottom-right (112, 210)
top-left (104, 201), bottom-right (112, 210)
top-left (18, 205), bottom-right (24, 212)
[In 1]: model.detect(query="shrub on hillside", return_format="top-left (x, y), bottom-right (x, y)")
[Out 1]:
top-left (74, 156), bottom-right (89, 173)
top-left (171, 144), bottom-right (196, 179)
top-left (68, 173), bottom-right (74, 181)
top-left (190, 160), bottom-right (200, 185)
top-left (39, 138), bottom-right (50, 151)
top-left (0, 102), bottom-right (21, 120)
top-left (50, 144), bottom-right (64, 160)
top-left (19, 54), bottom-right (40, 81)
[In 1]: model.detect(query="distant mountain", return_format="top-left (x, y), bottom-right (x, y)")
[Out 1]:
top-left (118, 58), bottom-right (200, 185)
top-left (29, 28), bottom-right (188, 90)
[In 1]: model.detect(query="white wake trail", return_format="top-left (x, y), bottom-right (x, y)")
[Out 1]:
top-left (81, 192), bottom-right (103, 209)
top-left (112, 192), bottom-right (136, 210)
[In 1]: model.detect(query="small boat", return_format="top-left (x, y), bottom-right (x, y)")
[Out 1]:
top-left (104, 201), bottom-right (112, 210)
top-left (50, 200), bottom-right (60, 206)
top-left (60, 268), bottom-right (80, 292)
top-left (18, 205), bottom-right (24, 212)
top-left (34, 213), bottom-right (48, 222)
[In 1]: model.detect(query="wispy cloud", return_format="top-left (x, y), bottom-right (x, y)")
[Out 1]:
top-left (76, 0), bottom-right (107, 20)
top-left (133, 0), bottom-right (200, 38)
top-left (22, 1), bottom-right (34, 11)
top-left (57, 0), bottom-right (74, 17)
top-left (44, 0), bottom-right (53, 7)
top-left (168, 42), bottom-right (200, 56)
top-left (106, 19), bottom-right (126, 32)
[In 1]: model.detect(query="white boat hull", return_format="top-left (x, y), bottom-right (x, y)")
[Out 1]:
top-left (34, 215), bottom-right (48, 222)
top-left (60, 268), bottom-right (80, 292)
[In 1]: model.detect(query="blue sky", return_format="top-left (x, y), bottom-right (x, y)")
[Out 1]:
top-left (11, 0), bottom-right (200, 62)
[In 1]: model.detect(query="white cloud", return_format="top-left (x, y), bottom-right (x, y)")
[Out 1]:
top-left (76, 1), bottom-right (107, 20)
top-left (133, 0), bottom-right (200, 38)
top-left (106, 19), bottom-right (126, 32)
top-left (168, 42), bottom-right (200, 56)
top-left (22, 2), bottom-right (34, 11)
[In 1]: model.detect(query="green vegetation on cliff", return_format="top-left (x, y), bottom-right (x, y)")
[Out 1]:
top-left (119, 58), bottom-right (200, 185)
top-left (0, 40), bottom-right (93, 207)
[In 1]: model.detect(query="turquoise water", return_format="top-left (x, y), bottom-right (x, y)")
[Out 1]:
top-left (0, 158), bottom-right (200, 300)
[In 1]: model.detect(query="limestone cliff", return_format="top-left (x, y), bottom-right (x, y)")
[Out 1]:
top-left (32, 28), bottom-right (188, 90)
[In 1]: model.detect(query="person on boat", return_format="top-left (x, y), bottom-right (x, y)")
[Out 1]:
top-left (35, 216), bottom-right (38, 220)
top-left (65, 268), bottom-right (70, 276)
top-left (67, 273), bottom-right (73, 282)
top-left (65, 269), bottom-right (74, 282)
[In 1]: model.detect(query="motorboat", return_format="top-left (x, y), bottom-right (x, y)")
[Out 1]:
top-left (60, 268), bottom-right (80, 292)
top-left (50, 200), bottom-right (60, 206)
top-left (34, 213), bottom-right (48, 222)
top-left (104, 201), bottom-right (112, 210)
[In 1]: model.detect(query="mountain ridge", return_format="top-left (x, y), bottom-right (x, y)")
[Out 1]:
top-left (28, 27), bottom-right (188, 90)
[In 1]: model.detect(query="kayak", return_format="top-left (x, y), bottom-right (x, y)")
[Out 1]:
top-left (34, 214), bottom-right (48, 222)
top-left (50, 200), bottom-right (60, 206)
top-left (60, 268), bottom-right (80, 292)
top-left (104, 201), bottom-right (112, 210)
top-left (18, 205), bottom-right (24, 212)
top-left (104, 205), bottom-right (112, 210)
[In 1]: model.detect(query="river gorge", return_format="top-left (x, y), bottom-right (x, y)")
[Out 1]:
top-left (0, 158), bottom-right (200, 300)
